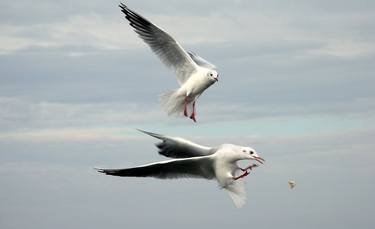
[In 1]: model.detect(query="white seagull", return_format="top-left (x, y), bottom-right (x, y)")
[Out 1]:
top-left (96, 130), bottom-right (265, 208)
top-left (119, 3), bottom-right (219, 122)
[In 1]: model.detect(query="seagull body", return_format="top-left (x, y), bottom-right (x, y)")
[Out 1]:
top-left (96, 130), bottom-right (264, 208)
top-left (119, 3), bottom-right (219, 122)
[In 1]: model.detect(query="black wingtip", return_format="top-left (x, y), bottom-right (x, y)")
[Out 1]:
top-left (119, 2), bottom-right (126, 9)
top-left (119, 2), bottom-right (130, 15)
top-left (136, 128), bottom-right (148, 135)
top-left (137, 129), bottom-right (164, 140)
top-left (94, 167), bottom-right (105, 173)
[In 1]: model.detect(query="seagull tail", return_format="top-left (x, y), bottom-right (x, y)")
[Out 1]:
top-left (159, 90), bottom-right (184, 116)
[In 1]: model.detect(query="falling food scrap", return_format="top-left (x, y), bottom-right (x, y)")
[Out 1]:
top-left (288, 180), bottom-right (296, 189)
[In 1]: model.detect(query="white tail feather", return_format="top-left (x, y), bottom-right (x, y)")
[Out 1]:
top-left (159, 90), bottom-right (185, 116)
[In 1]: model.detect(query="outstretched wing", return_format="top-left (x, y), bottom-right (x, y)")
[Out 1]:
top-left (119, 3), bottom-right (198, 85)
top-left (96, 156), bottom-right (215, 180)
top-left (138, 129), bottom-right (214, 158)
top-left (188, 52), bottom-right (216, 69)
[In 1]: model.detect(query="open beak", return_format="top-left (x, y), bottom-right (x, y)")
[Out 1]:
top-left (254, 156), bottom-right (265, 164)
top-left (214, 76), bottom-right (219, 82)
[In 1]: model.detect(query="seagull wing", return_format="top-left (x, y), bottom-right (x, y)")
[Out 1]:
top-left (225, 169), bottom-right (247, 208)
top-left (188, 52), bottom-right (216, 69)
top-left (119, 3), bottom-right (198, 85)
top-left (138, 129), bottom-right (214, 158)
top-left (225, 179), bottom-right (247, 208)
top-left (96, 156), bottom-right (215, 179)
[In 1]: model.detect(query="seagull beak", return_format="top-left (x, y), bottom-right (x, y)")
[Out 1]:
top-left (214, 76), bottom-right (219, 82)
top-left (254, 156), bottom-right (265, 164)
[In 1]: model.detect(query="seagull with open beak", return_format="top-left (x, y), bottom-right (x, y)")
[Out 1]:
top-left (96, 130), bottom-right (265, 208)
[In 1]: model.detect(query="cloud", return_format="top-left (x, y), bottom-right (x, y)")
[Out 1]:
top-left (0, 97), bottom-right (166, 131)
top-left (2, 0), bottom-right (374, 59)
top-left (0, 127), bottom-right (135, 142)
top-left (1, 1), bottom-right (375, 229)
top-left (198, 96), bottom-right (375, 122)
top-left (0, 14), bottom-right (138, 55)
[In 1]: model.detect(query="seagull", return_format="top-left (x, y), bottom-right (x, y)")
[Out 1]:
top-left (96, 130), bottom-right (265, 208)
top-left (119, 3), bottom-right (219, 122)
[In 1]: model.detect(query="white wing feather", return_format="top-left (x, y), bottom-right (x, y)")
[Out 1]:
top-left (119, 3), bottom-right (198, 85)
top-left (188, 52), bottom-right (216, 69)
top-left (225, 178), bottom-right (247, 208)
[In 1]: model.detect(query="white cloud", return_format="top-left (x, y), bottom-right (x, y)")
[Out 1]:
top-left (308, 41), bottom-right (375, 58)
top-left (0, 96), bottom-right (165, 130)
top-left (198, 96), bottom-right (375, 123)
top-left (0, 15), bottom-right (134, 54)
top-left (1, 3), bottom-right (374, 60)
top-left (0, 127), bottom-right (136, 142)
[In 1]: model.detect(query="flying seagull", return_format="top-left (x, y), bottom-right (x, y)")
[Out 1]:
top-left (119, 3), bottom-right (219, 122)
top-left (96, 130), bottom-right (265, 208)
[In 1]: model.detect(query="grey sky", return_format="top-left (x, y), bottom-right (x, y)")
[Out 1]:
top-left (1, 0), bottom-right (374, 228)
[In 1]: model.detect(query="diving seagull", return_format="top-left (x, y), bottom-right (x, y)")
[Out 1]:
top-left (119, 3), bottom-right (219, 122)
top-left (96, 130), bottom-right (265, 208)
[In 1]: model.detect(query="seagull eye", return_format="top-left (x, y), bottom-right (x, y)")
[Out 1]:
top-left (250, 151), bottom-right (254, 155)
top-left (209, 73), bottom-right (213, 76)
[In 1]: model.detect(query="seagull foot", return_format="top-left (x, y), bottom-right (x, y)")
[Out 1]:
top-left (233, 170), bottom-right (250, 180)
top-left (240, 164), bottom-right (258, 171)
top-left (189, 113), bottom-right (196, 122)
top-left (189, 100), bottom-right (196, 122)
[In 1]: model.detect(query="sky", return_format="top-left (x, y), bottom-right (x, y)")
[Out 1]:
top-left (1, 0), bottom-right (375, 228)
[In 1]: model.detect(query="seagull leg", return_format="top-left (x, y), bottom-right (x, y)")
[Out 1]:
top-left (189, 100), bottom-right (196, 122)
top-left (240, 164), bottom-right (258, 171)
top-left (233, 170), bottom-right (250, 180)
top-left (184, 96), bottom-right (188, 117)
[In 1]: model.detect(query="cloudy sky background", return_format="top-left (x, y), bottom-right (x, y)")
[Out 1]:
top-left (1, 0), bottom-right (374, 228)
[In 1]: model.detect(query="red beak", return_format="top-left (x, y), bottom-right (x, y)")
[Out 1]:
top-left (254, 156), bottom-right (265, 164)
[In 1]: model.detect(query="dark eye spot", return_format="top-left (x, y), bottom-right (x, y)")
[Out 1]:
top-left (210, 73), bottom-right (213, 76)
top-left (250, 151), bottom-right (254, 155)
top-left (242, 150), bottom-right (246, 153)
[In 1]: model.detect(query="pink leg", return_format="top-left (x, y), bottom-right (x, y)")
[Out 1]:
top-left (189, 100), bottom-right (196, 122)
top-left (233, 170), bottom-right (250, 180)
top-left (184, 96), bottom-right (188, 117)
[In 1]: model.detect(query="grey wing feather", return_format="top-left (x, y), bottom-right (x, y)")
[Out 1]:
top-left (138, 129), bottom-right (214, 158)
top-left (188, 52), bottom-right (216, 69)
top-left (96, 156), bottom-right (215, 179)
top-left (119, 3), bottom-right (198, 85)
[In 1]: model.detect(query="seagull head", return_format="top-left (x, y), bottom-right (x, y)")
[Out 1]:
top-left (241, 147), bottom-right (265, 164)
top-left (207, 70), bottom-right (219, 82)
